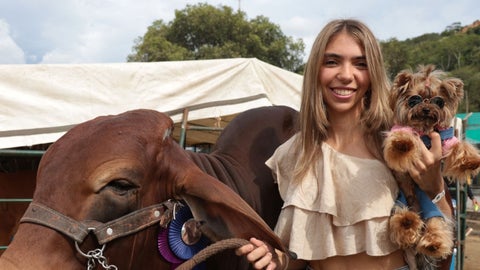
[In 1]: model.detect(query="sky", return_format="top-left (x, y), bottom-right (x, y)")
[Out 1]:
top-left (0, 0), bottom-right (478, 65)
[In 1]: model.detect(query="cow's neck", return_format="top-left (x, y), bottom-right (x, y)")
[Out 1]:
top-left (0, 223), bottom-right (85, 270)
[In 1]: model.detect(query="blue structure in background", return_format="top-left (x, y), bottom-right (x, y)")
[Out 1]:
top-left (457, 112), bottom-right (480, 144)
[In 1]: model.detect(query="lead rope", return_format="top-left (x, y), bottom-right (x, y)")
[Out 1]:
top-left (175, 238), bottom-right (250, 270)
top-left (76, 238), bottom-right (281, 270)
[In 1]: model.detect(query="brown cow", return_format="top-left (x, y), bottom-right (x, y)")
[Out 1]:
top-left (0, 107), bottom-right (297, 270)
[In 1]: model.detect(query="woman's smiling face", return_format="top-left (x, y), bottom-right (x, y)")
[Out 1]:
top-left (319, 31), bottom-right (370, 115)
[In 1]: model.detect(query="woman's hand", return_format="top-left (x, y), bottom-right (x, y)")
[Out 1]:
top-left (409, 131), bottom-right (452, 218)
top-left (408, 132), bottom-right (444, 197)
top-left (235, 237), bottom-right (282, 270)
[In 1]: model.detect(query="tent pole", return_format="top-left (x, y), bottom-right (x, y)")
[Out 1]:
top-left (0, 149), bottom-right (45, 157)
top-left (179, 108), bottom-right (189, 148)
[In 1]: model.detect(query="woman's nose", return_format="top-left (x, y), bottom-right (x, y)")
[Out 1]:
top-left (337, 64), bottom-right (354, 82)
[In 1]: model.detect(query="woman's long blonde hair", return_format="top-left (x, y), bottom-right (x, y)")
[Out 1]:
top-left (294, 19), bottom-right (392, 180)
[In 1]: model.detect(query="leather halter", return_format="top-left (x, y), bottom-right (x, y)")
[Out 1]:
top-left (20, 200), bottom-right (177, 245)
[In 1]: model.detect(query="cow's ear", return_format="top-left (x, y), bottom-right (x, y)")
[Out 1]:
top-left (179, 167), bottom-right (287, 253)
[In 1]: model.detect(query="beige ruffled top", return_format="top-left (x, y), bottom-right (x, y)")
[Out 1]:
top-left (266, 134), bottom-right (399, 260)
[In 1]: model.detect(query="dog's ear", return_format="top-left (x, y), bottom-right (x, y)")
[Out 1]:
top-left (441, 78), bottom-right (464, 101)
top-left (395, 70), bottom-right (414, 89)
top-left (389, 70), bottom-right (413, 109)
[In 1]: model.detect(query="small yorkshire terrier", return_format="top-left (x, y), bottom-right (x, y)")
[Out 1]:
top-left (384, 64), bottom-right (480, 180)
top-left (383, 65), bottom-right (480, 264)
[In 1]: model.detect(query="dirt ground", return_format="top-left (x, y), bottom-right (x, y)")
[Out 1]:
top-left (464, 233), bottom-right (480, 270)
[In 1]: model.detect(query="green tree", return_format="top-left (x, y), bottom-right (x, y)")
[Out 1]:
top-left (128, 20), bottom-right (191, 61)
top-left (452, 66), bottom-right (480, 113)
top-left (381, 38), bottom-right (409, 79)
top-left (444, 22), bottom-right (462, 33)
top-left (127, 4), bottom-right (305, 73)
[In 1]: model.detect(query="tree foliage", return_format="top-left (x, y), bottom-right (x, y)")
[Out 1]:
top-left (381, 22), bottom-right (480, 112)
top-left (127, 4), bottom-right (305, 73)
top-left (129, 6), bottom-right (479, 111)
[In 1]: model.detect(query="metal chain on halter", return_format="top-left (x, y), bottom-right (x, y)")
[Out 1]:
top-left (75, 242), bottom-right (118, 270)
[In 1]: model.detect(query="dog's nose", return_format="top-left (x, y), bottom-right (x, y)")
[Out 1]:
top-left (422, 107), bottom-right (430, 114)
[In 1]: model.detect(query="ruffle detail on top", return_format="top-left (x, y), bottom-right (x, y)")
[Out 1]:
top-left (266, 134), bottom-right (399, 260)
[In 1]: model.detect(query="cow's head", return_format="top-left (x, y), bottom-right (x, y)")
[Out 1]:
top-left (0, 109), bottom-right (285, 269)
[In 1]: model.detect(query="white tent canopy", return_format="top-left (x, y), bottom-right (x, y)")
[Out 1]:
top-left (0, 58), bottom-right (302, 149)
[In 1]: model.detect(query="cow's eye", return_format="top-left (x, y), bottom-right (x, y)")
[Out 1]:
top-left (106, 179), bottom-right (138, 195)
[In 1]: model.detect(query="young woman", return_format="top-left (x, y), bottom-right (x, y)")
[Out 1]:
top-left (236, 19), bottom-right (452, 270)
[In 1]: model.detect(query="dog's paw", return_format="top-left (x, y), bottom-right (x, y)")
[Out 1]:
top-left (389, 206), bottom-right (423, 248)
top-left (384, 131), bottom-right (421, 172)
top-left (444, 142), bottom-right (480, 180)
top-left (416, 218), bottom-right (454, 259)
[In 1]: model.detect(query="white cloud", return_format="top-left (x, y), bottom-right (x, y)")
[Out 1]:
top-left (0, 0), bottom-right (180, 64)
top-left (0, 20), bottom-right (25, 64)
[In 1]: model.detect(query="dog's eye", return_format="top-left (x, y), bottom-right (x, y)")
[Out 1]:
top-left (430, 96), bottom-right (445, 108)
top-left (408, 95), bottom-right (423, 107)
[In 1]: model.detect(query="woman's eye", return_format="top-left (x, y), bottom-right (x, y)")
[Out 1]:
top-left (355, 61), bottom-right (368, 69)
top-left (325, 60), bottom-right (337, 66)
